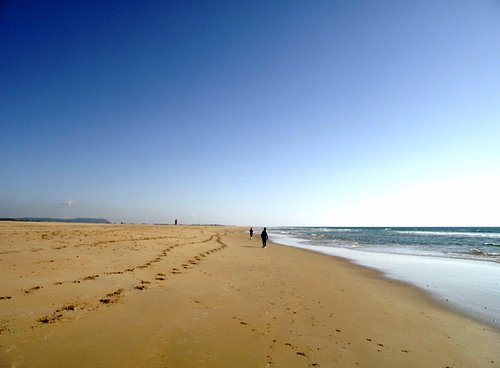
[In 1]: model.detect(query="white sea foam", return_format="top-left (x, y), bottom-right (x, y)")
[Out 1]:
top-left (394, 230), bottom-right (500, 238)
top-left (469, 248), bottom-right (500, 257)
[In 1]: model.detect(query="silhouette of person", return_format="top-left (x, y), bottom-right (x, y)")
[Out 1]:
top-left (261, 227), bottom-right (268, 248)
top-left (249, 227), bottom-right (254, 239)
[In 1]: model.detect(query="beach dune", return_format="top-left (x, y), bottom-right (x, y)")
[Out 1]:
top-left (1, 222), bottom-right (499, 367)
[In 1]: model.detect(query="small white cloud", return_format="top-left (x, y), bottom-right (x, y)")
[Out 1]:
top-left (62, 199), bottom-right (79, 207)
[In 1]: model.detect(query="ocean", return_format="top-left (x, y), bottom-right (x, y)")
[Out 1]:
top-left (268, 227), bottom-right (500, 329)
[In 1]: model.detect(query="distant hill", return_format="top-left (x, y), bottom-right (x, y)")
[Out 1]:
top-left (0, 217), bottom-right (111, 224)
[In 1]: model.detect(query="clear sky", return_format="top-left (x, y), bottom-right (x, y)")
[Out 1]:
top-left (1, 1), bottom-right (499, 226)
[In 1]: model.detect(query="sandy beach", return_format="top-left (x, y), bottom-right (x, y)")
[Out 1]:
top-left (1, 222), bottom-right (499, 367)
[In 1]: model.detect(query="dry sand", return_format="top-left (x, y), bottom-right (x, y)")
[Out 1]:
top-left (1, 221), bottom-right (499, 367)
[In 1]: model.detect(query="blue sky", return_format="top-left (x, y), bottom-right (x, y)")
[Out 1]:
top-left (1, 1), bottom-right (499, 226)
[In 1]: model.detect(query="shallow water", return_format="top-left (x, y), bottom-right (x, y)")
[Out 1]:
top-left (271, 227), bottom-right (500, 261)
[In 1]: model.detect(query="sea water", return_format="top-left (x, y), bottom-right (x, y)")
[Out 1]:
top-left (268, 227), bottom-right (500, 329)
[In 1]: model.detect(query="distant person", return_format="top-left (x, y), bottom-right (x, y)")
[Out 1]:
top-left (175, 219), bottom-right (178, 225)
top-left (249, 227), bottom-right (254, 239)
top-left (261, 227), bottom-right (268, 248)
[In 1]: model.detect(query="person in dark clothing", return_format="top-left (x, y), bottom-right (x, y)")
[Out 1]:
top-left (261, 227), bottom-right (268, 248)
top-left (249, 227), bottom-right (254, 239)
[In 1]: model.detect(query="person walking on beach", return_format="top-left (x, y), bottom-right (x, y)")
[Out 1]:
top-left (249, 227), bottom-right (254, 239)
top-left (261, 227), bottom-right (268, 248)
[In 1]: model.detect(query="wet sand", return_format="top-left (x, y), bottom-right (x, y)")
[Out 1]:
top-left (1, 222), bottom-right (499, 367)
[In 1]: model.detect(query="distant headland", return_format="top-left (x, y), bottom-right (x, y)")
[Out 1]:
top-left (0, 217), bottom-right (111, 224)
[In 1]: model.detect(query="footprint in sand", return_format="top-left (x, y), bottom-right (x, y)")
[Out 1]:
top-left (99, 289), bottom-right (123, 305)
top-left (83, 274), bottom-right (99, 280)
top-left (24, 286), bottom-right (42, 294)
top-left (155, 276), bottom-right (166, 281)
top-left (38, 303), bottom-right (84, 324)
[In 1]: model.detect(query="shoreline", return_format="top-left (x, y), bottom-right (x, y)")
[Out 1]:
top-left (268, 231), bottom-right (500, 330)
top-left (1, 222), bottom-right (499, 367)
